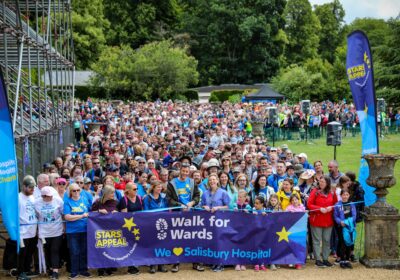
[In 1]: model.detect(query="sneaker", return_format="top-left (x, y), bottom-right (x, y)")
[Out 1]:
top-left (288, 264), bottom-right (294, 268)
top-left (295, 264), bottom-right (302, 270)
top-left (335, 258), bottom-right (341, 264)
top-left (270, 264), bottom-right (277, 271)
top-left (350, 254), bottom-right (357, 262)
top-left (158, 265), bottom-right (168, 273)
top-left (240, 265), bottom-right (246, 271)
top-left (50, 272), bottom-right (59, 280)
top-left (26, 271), bottom-right (40, 278)
top-left (80, 271), bottom-right (92, 278)
top-left (254, 265), bottom-right (260, 272)
top-left (323, 260), bottom-right (333, 267)
top-left (235, 265), bottom-right (241, 271)
top-left (17, 273), bottom-right (30, 280)
top-left (212, 265), bottom-right (224, 272)
top-left (345, 262), bottom-right (353, 269)
top-left (260, 265), bottom-right (267, 271)
top-left (127, 266), bottom-right (140, 275)
top-left (171, 264), bottom-right (179, 273)
top-left (192, 264), bottom-right (205, 272)
top-left (149, 266), bottom-right (156, 274)
top-left (340, 262), bottom-right (347, 269)
top-left (315, 260), bottom-right (326, 268)
top-left (68, 274), bottom-right (79, 279)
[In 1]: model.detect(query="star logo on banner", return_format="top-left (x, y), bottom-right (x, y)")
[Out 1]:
top-left (135, 236), bottom-right (140, 241)
top-left (133, 228), bottom-right (140, 235)
top-left (276, 226), bottom-right (291, 243)
top-left (122, 217), bottom-right (137, 232)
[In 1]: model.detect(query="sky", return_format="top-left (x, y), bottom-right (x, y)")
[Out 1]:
top-left (309, 0), bottom-right (400, 23)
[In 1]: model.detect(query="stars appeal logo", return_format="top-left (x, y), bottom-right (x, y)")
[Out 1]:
top-left (156, 218), bottom-right (168, 240)
top-left (95, 217), bottom-right (141, 261)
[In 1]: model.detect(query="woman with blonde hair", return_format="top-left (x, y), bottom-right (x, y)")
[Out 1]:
top-left (234, 173), bottom-right (251, 193)
top-left (91, 185), bottom-right (118, 276)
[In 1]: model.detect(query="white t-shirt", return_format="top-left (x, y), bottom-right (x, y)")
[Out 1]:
top-left (19, 193), bottom-right (37, 239)
top-left (34, 198), bottom-right (64, 238)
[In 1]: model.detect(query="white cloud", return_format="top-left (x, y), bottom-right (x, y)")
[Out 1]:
top-left (309, 0), bottom-right (400, 23)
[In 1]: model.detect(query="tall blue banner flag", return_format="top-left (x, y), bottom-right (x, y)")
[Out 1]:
top-left (346, 30), bottom-right (379, 206)
top-left (0, 69), bottom-right (20, 244)
top-left (88, 211), bottom-right (307, 268)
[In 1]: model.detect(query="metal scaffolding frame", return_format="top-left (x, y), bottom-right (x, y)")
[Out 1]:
top-left (0, 0), bottom-right (75, 139)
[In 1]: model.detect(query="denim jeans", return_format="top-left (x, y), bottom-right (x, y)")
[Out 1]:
top-left (67, 232), bottom-right (88, 275)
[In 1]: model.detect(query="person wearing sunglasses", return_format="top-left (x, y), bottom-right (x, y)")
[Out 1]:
top-left (63, 183), bottom-right (91, 279)
top-left (72, 176), bottom-right (93, 205)
top-left (55, 177), bottom-right (68, 199)
top-left (17, 175), bottom-right (38, 280)
top-left (34, 187), bottom-right (63, 280)
top-left (118, 182), bottom-right (143, 275)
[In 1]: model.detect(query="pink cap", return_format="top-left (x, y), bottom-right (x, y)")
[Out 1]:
top-left (41, 186), bottom-right (54, 197)
top-left (55, 177), bottom-right (67, 184)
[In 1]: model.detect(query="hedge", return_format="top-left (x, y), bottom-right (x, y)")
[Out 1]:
top-left (209, 90), bottom-right (244, 102)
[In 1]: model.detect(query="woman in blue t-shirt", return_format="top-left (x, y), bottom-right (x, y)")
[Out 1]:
top-left (64, 183), bottom-right (91, 279)
top-left (143, 181), bottom-right (168, 274)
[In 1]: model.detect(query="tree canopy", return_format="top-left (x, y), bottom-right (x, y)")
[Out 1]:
top-left (70, 0), bottom-right (400, 105)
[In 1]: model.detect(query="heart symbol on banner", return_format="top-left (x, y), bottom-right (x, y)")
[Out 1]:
top-left (173, 247), bottom-right (183, 256)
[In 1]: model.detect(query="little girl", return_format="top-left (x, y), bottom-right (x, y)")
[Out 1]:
top-left (285, 194), bottom-right (306, 270)
top-left (234, 189), bottom-right (252, 213)
top-left (252, 196), bottom-right (267, 272)
top-left (234, 190), bottom-right (251, 271)
top-left (266, 194), bottom-right (281, 270)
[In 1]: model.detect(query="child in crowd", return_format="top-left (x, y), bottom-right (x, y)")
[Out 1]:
top-left (266, 194), bottom-right (281, 270)
top-left (286, 194), bottom-right (306, 269)
top-left (252, 196), bottom-right (267, 272)
top-left (234, 189), bottom-right (252, 213)
top-left (334, 189), bottom-right (357, 269)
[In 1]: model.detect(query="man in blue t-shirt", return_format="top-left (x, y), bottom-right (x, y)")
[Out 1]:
top-left (267, 161), bottom-right (287, 192)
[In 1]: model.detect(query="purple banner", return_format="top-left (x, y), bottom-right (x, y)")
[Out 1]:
top-left (87, 211), bottom-right (307, 268)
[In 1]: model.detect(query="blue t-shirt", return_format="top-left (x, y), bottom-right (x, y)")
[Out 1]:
top-left (63, 196), bottom-right (91, 233)
top-left (268, 173), bottom-right (287, 192)
top-left (174, 177), bottom-right (192, 205)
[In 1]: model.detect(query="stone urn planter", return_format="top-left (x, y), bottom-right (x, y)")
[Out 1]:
top-left (361, 153), bottom-right (400, 269)
top-left (251, 121), bottom-right (265, 137)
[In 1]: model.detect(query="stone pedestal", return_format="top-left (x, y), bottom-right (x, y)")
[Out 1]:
top-left (361, 154), bottom-right (400, 269)
top-left (361, 208), bottom-right (400, 269)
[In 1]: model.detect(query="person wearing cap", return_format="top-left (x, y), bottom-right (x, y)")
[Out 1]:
top-left (55, 177), bottom-right (68, 199)
top-left (63, 183), bottom-right (92, 279)
top-left (166, 163), bottom-right (201, 272)
top-left (17, 176), bottom-right (38, 280)
top-left (34, 187), bottom-right (64, 280)
top-left (298, 153), bottom-right (314, 170)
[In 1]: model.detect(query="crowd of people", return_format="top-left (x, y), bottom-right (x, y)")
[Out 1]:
top-left (15, 99), bottom-right (368, 280)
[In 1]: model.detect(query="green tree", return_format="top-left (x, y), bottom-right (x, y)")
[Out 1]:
top-left (181, 0), bottom-right (286, 85)
top-left (314, 0), bottom-right (345, 63)
top-left (91, 40), bottom-right (199, 100)
top-left (103, 0), bottom-right (181, 48)
top-left (284, 0), bottom-right (321, 65)
top-left (72, 0), bottom-right (109, 69)
top-left (374, 19), bottom-right (400, 104)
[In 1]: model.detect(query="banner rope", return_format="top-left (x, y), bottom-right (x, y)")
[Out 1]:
top-left (19, 201), bottom-right (364, 226)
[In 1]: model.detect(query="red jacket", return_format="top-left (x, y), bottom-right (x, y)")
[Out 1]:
top-left (307, 188), bottom-right (337, 227)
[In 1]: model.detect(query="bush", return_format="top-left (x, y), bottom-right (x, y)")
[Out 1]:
top-left (228, 94), bottom-right (242, 103)
top-left (209, 90), bottom-right (244, 102)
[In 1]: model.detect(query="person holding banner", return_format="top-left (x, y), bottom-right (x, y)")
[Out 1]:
top-left (91, 185), bottom-right (119, 276)
top-left (166, 163), bottom-right (202, 272)
top-left (17, 176), bottom-right (38, 280)
top-left (143, 180), bottom-right (169, 273)
top-left (64, 183), bottom-right (91, 279)
top-left (201, 174), bottom-right (230, 272)
top-left (307, 176), bottom-right (337, 268)
top-left (34, 186), bottom-right (64, 280)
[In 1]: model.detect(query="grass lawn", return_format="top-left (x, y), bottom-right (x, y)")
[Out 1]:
top-left (273, 133), bottom-right (400, 209)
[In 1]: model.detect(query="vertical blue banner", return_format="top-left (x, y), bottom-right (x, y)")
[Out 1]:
top-left (346, 30), bottom-right (379, 206)
top-left (0, 69), bottom-right (20, 244)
